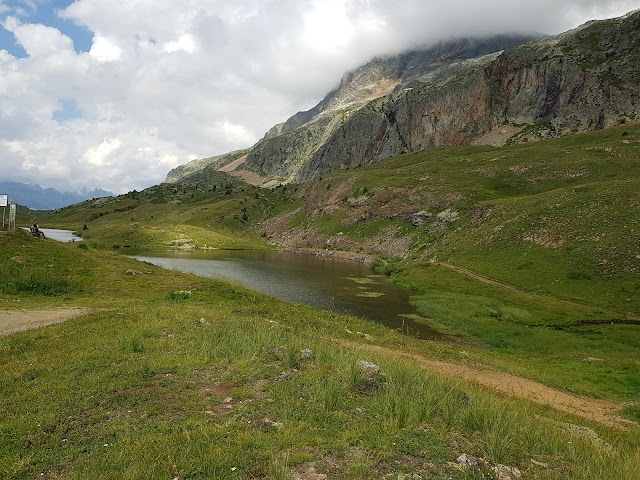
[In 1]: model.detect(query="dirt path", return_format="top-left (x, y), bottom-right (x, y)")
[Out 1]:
top-left (438, 262), bottom-right (527, 292)
top-left (0, 308), bottom-right (88, 336)
top-left (337, 339), bottom-right (631, 430)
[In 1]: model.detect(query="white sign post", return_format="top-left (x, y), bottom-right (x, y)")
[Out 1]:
top-left (0, 194), bottom-right (7, 229)
top-left (9, 203), bottom-right (16, 231)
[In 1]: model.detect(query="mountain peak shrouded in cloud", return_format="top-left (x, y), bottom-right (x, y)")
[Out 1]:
top-left (1, 1), bottom-right (639, 195)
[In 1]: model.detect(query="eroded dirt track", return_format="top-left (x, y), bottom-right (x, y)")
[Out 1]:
top-left (337, 339), bottom-right (632, 430)
top-left (0, 308), bottom-right (88, 336)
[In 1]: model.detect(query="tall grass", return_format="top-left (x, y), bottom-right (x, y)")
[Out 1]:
top-left (0, 262), bottom-right (80, 296)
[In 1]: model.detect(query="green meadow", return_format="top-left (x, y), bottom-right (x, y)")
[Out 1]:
top-left (6, 125), bottom-right (638, 478)
top-left (1, 231), bottom-right (639, 479)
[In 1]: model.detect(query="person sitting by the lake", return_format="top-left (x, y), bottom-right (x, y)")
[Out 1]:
top-left (30, 223), bottom-right (45, 238)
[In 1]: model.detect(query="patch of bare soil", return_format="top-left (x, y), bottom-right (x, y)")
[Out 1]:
top-left (229, 168), bottom-right (265, 186)
top-left (217, 154), bottom-right (248, 172)
top-left (0, 308), bottom-right (88, 336)
top-left (337, 339), bottom-right (631, 430)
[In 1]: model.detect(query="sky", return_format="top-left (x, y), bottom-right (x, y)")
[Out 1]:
top-left (1, 0), bottom-right (639, 195)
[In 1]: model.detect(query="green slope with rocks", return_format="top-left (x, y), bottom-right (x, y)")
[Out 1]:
top-left (35, 124), bottom-right (640, 410)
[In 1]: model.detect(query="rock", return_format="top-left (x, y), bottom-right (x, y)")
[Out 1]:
top-left (11, 256), bottom-right (26, 263)
top-left (357, 359), bottom-right (381, 376)
top-left (456, 453), bottom-right (479, 468)
top-left (436, 209), bottom-right (459, 223)
top-left (299, 348), bottom-right (314, 360)
top-left (125, 269), bottom-right (144, 275)
top-left (355, 359), bottom-right (386, 390)
top-left (492, 464), bottom-right (522, 480)
top-left (411, 211), bottom-right (433, 226)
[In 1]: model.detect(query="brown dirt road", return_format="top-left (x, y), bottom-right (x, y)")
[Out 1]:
top-left (0, 308), bottom-right (88, 336)
top-left (337, 339), bottom-right (632, 430)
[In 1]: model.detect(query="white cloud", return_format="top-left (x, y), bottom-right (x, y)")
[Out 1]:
top-left (0, 0), bottom-right (638, 195)
top-left (89, 35), bottom-right (122, 62)
top-left (84, 138), bottom-right (122, 167)
top-left (218, 121), bottom-right (254, 144)
top-left (164, 33), bottom-right (197, 53)
top-left (2, 16), bottom-right (75, 57)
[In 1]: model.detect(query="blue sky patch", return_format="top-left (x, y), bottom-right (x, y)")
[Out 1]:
top-left (1, 0), bottom-right (93, 57)
top-left (53, 98), bottom-right (83, 123)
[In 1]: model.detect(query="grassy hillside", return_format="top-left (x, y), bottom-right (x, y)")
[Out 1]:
top-left (32, 125), bottom-right (640, 406)
top-left (276, 124), bottom-right (640, 311)
top-left (30, 181), bottom-right (278, 251)
top-left (1, 230), bottom-right (639, 479)
top-left (260, 125), bottom-right (640, 403)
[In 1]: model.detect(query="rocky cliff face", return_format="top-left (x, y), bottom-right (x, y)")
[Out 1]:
top-left (299, 12), bottom-right (640, 178)
top-left (166, 11), bottom-right (639, 186)
top-left (245, 34), bottom-right (540, 183)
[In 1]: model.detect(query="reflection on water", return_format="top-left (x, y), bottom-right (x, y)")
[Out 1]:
top-left (132, 249), bottom-right (446, 340)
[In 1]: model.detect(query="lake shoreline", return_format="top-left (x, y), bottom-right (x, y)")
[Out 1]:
top-left (281, 246), bottom-right (374, 265)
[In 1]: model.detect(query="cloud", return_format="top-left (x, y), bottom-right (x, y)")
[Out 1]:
top-left (2, 16), bottom-right (75, 57)
top-left (89, 35), bottom-right (121, 61)
top-left (0, 0), bottom-right (638, 194)
top-left (163, 33), bottom-right (197, 54)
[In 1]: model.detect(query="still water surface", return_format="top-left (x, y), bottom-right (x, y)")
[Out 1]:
top-left (132, 249), bottom-right (444, 340)
top-left (41, 229), bottom-right (83, 242)
top-left (21, 228), bottom-right (83, 242)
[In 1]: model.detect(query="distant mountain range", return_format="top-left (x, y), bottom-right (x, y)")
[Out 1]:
top-left (166, 10), bottom-right (640, 187)
top-left (0, 181), bottom-right (113, 210)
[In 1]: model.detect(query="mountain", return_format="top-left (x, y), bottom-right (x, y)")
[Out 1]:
top-left (166, 34), bottom-right (541, 186)
top-left (166, 10), bottom-right (639, 187)
top-left (0, 181), bottom-right (113, 210)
